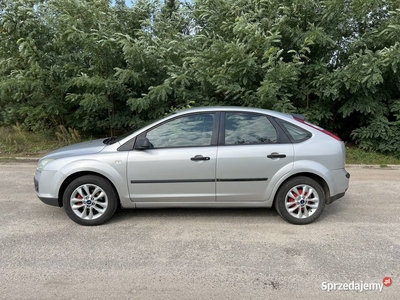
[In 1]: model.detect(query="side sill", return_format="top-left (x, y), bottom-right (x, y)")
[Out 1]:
top-left (132, 201), bottom-right (273, 209)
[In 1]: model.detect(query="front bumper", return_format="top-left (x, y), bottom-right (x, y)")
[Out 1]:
top-left (34, 176), bottom-right (60, 207)
top-left (34, 176), bottom-right (39, 192)
top-left (38, 196), bottom-right (59, 206)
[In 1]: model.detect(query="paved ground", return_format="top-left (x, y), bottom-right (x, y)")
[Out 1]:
top-left (0, 162), bottom-right (399, 300)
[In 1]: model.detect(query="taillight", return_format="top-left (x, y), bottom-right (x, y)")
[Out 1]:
top-left (294, 117), bottom-right (342, 141)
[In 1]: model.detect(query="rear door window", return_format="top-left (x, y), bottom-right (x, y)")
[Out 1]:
top-left (224, 113), bottom-right (277, 145)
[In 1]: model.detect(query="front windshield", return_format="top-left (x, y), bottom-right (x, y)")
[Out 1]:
top-left (103, 112), bottom-right (177, 145)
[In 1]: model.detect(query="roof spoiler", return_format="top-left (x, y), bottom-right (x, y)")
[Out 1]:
top-left (292, 114), bottom-right (305, 120)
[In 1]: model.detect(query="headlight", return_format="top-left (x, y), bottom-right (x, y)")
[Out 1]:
top-left (37, 158), bottom-right (54, 171)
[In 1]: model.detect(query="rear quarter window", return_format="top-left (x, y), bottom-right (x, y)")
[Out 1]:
top-left (280, 121), bottom-right (312, 142)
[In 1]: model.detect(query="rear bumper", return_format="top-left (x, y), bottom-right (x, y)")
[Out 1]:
top-left (326, 170), bottom-right (350, 204)
top-left (329, 192), bottom-right (346, 204)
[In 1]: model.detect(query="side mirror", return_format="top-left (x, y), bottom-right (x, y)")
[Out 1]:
top-left (135, 137), bottom-right (151, 150)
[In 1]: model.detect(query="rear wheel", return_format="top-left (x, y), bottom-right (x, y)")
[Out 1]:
top-left (275, 176), bottom-right (325, 225)
top-left (63, 175), bottom-right (118, 226)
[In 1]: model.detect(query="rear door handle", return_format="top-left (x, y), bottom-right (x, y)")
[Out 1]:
top-left (191, 155), bottom-right (210, 161)
top-left (267, 152), bottom-right (286, 159)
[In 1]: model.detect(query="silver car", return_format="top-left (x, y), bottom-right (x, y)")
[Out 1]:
top-left (34, 107), bottom-right (350, 226)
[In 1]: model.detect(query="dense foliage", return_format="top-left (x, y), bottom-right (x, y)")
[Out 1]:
top-left (0, 0), bottom-right (399, 155)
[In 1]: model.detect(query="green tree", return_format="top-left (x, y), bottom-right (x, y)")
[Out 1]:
top-left (0, 0), bottom-right (57, 129)
top-left (0, 0), bottom-right (399, 156)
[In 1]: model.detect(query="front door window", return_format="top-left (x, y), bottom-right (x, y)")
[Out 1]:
top-left (146, 113), bottom-right (215, 148)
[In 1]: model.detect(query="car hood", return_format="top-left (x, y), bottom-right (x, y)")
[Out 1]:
top-left (42, 138), bottom-right (107, 160)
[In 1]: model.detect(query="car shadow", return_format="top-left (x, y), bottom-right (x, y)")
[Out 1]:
top-left (107, 200), bottom-right (347, 225)
top-left (109, 206), bottom-right (281, 224)
top-left (318, 200), bottom-right (348, 221)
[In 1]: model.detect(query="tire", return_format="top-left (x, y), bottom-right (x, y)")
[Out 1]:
top-left (275, 176), bottom-right (325, 225)
top-left (63, 175), bottom-right (118, 226)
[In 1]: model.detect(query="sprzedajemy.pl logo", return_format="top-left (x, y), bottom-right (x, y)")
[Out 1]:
top-left (321, 277), bottom-right (392, 293)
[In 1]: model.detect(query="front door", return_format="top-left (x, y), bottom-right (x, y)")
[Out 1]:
top-left (128, 113), bottom-right (218, 202)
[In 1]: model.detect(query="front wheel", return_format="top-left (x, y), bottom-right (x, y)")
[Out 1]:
top-left (63, 175), bottom-right (118, 226)
top-left (275, 176), bottom-right (325, 225)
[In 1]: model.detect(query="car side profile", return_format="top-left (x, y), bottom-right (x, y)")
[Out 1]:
top-left (34, 107), bottom-right (350, 226)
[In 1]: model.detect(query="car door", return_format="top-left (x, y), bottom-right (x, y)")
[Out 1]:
top-left (216, 112), bottom-right (294, 202)
top-left (127, 112), bottom-right (218, 202)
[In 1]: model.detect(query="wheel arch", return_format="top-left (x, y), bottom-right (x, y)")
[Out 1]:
top-left (273, 172), bottom-right (330, 205)
top-left (58, 171), bottom-right (120, 207)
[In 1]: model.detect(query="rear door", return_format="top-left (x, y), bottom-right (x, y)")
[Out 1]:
top-left (216, 112), bottom-right (294, 201)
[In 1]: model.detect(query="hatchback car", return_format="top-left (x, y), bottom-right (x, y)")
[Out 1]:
top-left (34, 107), bottom-right (349, 226)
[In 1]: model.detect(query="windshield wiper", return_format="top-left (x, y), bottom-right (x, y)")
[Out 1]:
top-left (103, 136), bottom-right (118, 145)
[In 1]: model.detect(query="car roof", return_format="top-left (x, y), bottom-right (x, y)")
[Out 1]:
top-left (174, 106), bottom-right (295, 120)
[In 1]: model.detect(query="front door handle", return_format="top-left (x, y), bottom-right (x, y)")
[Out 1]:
top-left (191, 155), bottom-right (210, 161)
top-left (267, 152), bottom-right (286, 159)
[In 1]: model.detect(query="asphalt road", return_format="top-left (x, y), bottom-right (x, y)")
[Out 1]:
top-left (0, 162), bottom-right (399, 300)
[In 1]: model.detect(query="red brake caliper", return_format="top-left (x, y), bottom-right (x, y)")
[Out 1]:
top-left (288, 191), bottom-right (296, 211)
top-left (76, 194), bottom-right (83, 205)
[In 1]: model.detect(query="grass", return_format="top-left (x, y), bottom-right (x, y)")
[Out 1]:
top-left (346, 146), bottom-right (400, 165)
top-left (1, 126), bottom-right (399, 165)
top-left (0, 125), bottom-right (85, 155)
